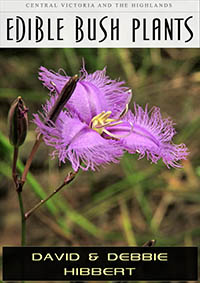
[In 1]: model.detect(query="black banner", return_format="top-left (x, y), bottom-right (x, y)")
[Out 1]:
top-left (3, 246), bottom-right (198, 281)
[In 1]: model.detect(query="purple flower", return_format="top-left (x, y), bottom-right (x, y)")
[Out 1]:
top-left (33, 66), bottom-right (188, 171)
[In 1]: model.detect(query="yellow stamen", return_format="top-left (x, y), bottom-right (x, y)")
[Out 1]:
top-left (95, 121), bottom-right (123, 129)
top-left (90, 108), bottom-right (133, 139)
top-left (90, 111), bottom-right (114, 134)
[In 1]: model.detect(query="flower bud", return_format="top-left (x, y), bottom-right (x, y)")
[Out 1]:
top-left (48, 75), bottom-right (79, 123)
top-left (8, 96), bottom-right (28, 147)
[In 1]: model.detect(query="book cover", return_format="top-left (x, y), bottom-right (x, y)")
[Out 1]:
top-left (0, 0), bottom-right (199, 282)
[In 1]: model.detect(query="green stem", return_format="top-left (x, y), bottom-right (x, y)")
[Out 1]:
top-left (25, 170), bottom-right (77, 220)
top-left (17, 192), bottom-right (26, 246)
top-left (21, 136), bottom-right (42, 185)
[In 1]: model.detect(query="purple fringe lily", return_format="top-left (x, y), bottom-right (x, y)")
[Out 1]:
top-left (33, 66), bottom-right (188, 171)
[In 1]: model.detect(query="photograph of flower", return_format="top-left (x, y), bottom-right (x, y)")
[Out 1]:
top-left (0, 48), bottom-right (199, 282)
top-left (35, 65), bottom-right (188, 171)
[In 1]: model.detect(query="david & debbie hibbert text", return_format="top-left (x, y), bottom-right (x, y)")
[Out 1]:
top-left (31, 251), bottom-right (168, 277)
top-left (6, 15), bottom-right (194, 43)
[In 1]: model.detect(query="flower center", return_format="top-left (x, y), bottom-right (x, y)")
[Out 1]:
top-left (89, 106), bottom-right (133, 139)
top-left (90, 111), bottom-right (122, 135)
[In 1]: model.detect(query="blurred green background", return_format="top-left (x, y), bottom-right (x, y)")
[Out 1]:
top-left (0, 48), bottom-right (200, 283)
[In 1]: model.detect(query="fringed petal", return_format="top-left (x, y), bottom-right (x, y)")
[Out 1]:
top-left (39, 66), bottom-right (69, 93)
top-left (111, 104), bottom-right (189, 168)
top-left (38, 66), bottom-right (131, 124)
top-left (33, 111), bottom-right (123, 171)
top-left (82, 67), bottom-right (132, 117)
